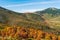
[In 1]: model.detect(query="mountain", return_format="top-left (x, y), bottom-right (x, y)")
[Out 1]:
top-left (36, 8), bottom-right (60, 15)
top-left (35, 7), bottom-right (60, 30)
top-left (36, 8), bottom-right (60, 19)
top-left (0, 7), bottom-right (60, 35)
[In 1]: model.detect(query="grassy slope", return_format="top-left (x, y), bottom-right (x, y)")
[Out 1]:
top-left (0, 7), bottom-right (60, 35)
top-left (36, 8), bottom-right (60, 30)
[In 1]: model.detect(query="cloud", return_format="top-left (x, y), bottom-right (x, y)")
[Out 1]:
top-left (6, 1), bottom-right (60, 7)
top-left (15, 8), bottom-right (45, 13)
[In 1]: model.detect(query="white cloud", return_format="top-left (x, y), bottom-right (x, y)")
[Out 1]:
top-left (6, 1), bottom-right (60, 7)
top-left (15, 8), bottom-right (45, 13)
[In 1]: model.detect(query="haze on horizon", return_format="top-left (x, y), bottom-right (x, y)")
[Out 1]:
top-left (0, 0), bottom-right (60, 13)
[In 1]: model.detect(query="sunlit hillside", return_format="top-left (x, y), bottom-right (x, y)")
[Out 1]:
top-left (0, 7), bottom-right (60, 40)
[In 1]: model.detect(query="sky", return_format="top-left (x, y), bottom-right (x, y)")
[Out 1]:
top-left (0, 0), bottom-right (60, 13)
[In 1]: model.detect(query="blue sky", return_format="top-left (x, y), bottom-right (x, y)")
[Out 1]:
top-left (0, 0), bottom-right (60, 12)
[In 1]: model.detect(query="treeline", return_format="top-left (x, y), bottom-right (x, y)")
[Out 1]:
top-left (0, 26), bottom-right (60, 40)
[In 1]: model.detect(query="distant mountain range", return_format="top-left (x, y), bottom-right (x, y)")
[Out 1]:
top-left (0, 7), bottom-right (60, 35)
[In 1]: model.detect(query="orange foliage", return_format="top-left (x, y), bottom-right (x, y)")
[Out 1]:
top-left (0, 26), bottom-right (60, 40)
top-left (58, 36), bottom-right (60, 40)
